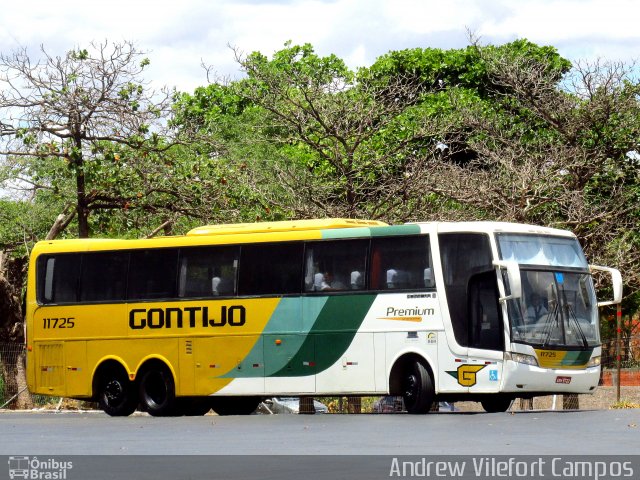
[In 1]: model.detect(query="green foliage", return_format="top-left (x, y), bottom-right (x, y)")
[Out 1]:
top-left (363, 44), bottom-right (486, 94)
top-left (244, 41), bottom-right (354, 91)
top-left (173, 83), bottom-right (249, 131)
top-left (610, 400), bottom-right (640, 409)
top-left (0, 199), bottom-right (59, 255)
top-left (69, 48), bottom-right (89, 61)
top-left (364, 39), bottom-right (570, 98)
top-left (0, 41), bottom-right (177, 238)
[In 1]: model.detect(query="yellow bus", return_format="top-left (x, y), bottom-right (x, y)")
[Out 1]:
top-left (25, 219), bottom-right (622, 416)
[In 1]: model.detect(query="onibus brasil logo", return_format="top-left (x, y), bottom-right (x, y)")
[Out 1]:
top-left (8, 456), bottom-right (73, 479)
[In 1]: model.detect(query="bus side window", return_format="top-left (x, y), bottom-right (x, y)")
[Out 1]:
top-left (370, 236), bottom-right (431, 291)
top-left (128, 249), bottom-right (179, 300)
top-left (178, 246), bottom-right (239, 298)
top-left (79, 252), bottom-right (129, 302)
top-left (303, 240), bottom-right (368, 293)
top-left (37, 254), bottom-right (81, 304)
top-left (238, 243), bottom-right (304, 296)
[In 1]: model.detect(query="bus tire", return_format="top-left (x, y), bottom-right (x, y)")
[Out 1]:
top-left (210, 396), bottom-right (261, 416)
top-left (402, 360), bottom-right (434, 414)
top-left (138, 364), bottom-right (177, 417)
top-left (97, 369), bottom-right (137, 417)
top-left (480, 395), bottom-right (513, 413)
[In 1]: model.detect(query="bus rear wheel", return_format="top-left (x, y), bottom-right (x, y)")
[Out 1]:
top-left (210, 396), bottom-right (261, 416)
top-left (98, 370), bottom-right (137, 417)
top-left (402, 361), bottom-right (434, 414)
top-left (139, 365), bottom-right (177, 417)
top-left (480, 395), bottom-right (513, 413)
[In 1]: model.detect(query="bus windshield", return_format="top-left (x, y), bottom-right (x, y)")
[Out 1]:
top-left (497, 235), bottom-right (599, 348)
top-left (497, 234), bottom-right (588, 268)
top-left (507, 270), bottom-right (599, 347)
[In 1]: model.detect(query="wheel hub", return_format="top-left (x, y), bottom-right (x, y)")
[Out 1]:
top-left (105, 380), bottom-right (123, 402)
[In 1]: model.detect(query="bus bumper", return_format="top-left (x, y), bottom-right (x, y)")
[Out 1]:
top-left (501, 360), bottom-right (600, 394)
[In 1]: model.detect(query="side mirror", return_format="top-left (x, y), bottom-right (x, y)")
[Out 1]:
top-left (493, 260), bottom-right (522, 302)
top-left (589, 265), bottom-right (623, 307)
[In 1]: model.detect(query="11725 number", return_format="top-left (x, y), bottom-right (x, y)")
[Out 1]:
top-left (42, 317), bottom-right (75, 329)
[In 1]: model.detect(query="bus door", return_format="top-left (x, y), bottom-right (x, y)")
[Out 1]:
top-left (466, 269), bottom-right (504, 393)
top-left (438, 233), bottom-right (504, 394)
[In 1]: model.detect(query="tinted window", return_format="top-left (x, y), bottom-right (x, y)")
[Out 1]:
top-left (79, 252), bottom-right (129, 302)
top-left (179, 247), bottom-right (239, 298)
top-left (238, 243), bottom-right (303, 295)
top-left (37, 254), bottom-right (81, 304)
top-left (468, 270), bottom-right (503, 350)
top-left (439, 233), bottom-right (498, 348)
top-left (128, 249), bottom-right (178, 300)
top-left (304, 240), bottom-right (369, 292)
top-left (370, 236), bottom-right (432, 291)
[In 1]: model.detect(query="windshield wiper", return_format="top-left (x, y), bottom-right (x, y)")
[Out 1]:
top-left (541, 301), bottom-right (560, 348)
top-left (565, 303), bottom-right (589, 348)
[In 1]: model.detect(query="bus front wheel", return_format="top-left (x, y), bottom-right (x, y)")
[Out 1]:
top-left (402, 361), bottom-right (435, 414)
top-left (98, 369), bottom-right (137, 417)
top-left (138, 365), bottom-right (176, 417)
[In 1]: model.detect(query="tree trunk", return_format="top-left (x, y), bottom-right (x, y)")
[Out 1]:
top-left (76, 172), bottom-right (90, 239)
top-left (46, 204), bottom-right (76, 240)
top-left (71, 141), bottom-right (90, 239)
top-left (0, 254), bottom-right (32, 409)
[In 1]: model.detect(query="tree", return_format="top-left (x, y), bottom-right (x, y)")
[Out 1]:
top-left (410, 43), bottom-right (640, 297)
top-left (225, 42), bottom-right (443, 220)
top-left (0, 41), bottom-right (173, 238)
top-left (173, 81), bottom-right (303, 222)
top-left (181, 41), bottom-right (573, 223)
top-left (0, 41), bottom-right (179, 408)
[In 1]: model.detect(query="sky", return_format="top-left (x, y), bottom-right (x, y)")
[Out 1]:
top-left (1, 0), bottom-right (639, 93)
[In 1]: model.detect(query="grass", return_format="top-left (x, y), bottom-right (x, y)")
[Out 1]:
top-left (610, 400), bottom-right (640, 409)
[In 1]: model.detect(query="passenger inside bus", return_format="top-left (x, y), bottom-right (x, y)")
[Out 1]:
top-left (350, 270), bottom-right (363, 289)
top-left (386, 268), bottom-right (410, 289)
top-left (314, 271), bottom-right (345, 292)
top-left (526, 293), bottom-right (548, 323)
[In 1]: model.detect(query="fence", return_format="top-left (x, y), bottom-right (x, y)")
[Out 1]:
top-left (601, 336), bottom-right (640, 385)
top-left (0, 343), bottom-right (54, 409)
top-left (2, 339), bottom-right (639, 411)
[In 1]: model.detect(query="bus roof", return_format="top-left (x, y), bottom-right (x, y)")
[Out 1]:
top-left (187, 218), bottom-right (387, 236)
top-left (425, 221), bottom-right (577, 238)
top-left (31, 219), bottom-right (577, 255)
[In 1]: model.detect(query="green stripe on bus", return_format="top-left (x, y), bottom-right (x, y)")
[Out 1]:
top-left (369, 224), bottom-right (421, 237)
top-left (562, 349), bottom-right (593, 366)
top-left (320, 224), bottom-right (421, 239)
top-left (219, 297), bottom-right (327, 378)
top-left (320, 227), bottom-right (371, 239)
top-left (270, 294), bottom-right (376, 377)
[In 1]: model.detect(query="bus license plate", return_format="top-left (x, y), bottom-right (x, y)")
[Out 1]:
top-left (555, 376), bottom-right (572, 384)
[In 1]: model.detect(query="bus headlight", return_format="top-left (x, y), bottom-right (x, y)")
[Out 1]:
top-left (505, 352), bottom-right (539, 367)
top-left (586, 355), bottom-right (601, 368)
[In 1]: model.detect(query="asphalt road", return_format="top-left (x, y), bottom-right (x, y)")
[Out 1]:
top-left (1, 409), bottom-right (638, 456)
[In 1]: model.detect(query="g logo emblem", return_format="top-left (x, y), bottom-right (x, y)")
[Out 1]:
top-left (446, 364), bottom-right (486, 387)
